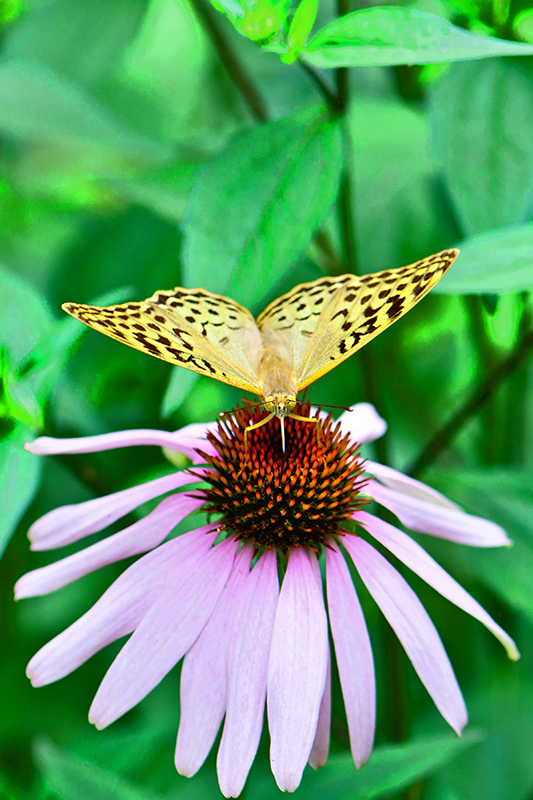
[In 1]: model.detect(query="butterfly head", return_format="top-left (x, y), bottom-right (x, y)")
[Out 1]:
top-left (264, 392), bottom-right (297, 419)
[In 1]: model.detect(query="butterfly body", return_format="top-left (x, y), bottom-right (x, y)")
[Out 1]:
top-left (62, 248), bottom-right (459, 448)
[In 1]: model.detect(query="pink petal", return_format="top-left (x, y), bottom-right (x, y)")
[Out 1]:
top-left (29, 471), bottom-right (200, 551)
top-left (339, 403), bottom-right (387, 444)
top-left (175, 546), bottom-right (253, 779)
top-left (268, 549), bottom-right (328, 792)
top-left (344, 536), bottom-right (467, 734)
top-left (16, 493), bottom-right (204, 598)
top-left (24, 426), bottom-right (217, 464)
top-left (27, 526), bottom-right (215, 686)
top-left (177, 422), bottom-right (218, 439)
top-left (367, 479), bottom-right (511, 547)
top-left (326, 545), bottom-right (375, 767)
top-left (89, 537), bottom-right (238, 729)
top-left (218, 548), bottom-right (279, 798)
top-left (358, 511), bottom-right (519, 660)
top-left (364, 462), bottom-right (459, 509)
top-left (308, 645), bottom-right (331, 771)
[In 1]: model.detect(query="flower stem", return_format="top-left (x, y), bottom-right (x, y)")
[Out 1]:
top-left (408, 326), bottom-right (533, 478)
top-left (190, 0), bottom-right (268, 122)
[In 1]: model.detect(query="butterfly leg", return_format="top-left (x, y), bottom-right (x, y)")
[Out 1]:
top-left (244, 411), bottom-right (276, 452)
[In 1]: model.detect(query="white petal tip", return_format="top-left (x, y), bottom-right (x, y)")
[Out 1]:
top-left (219, 781), bottom-right (244, 798)
top-left (24, 438), bottom-right (51, 454)
top-left (88, 709), bottom-right (109, 730)
top-left (175, 763), bottom-right (198, 779)
top-left (274, 774), bottom-right (301, 793)
top-left (27, 670), bottom-right (45, 688)
top-left (340, 403), bottom-right (387, 444)
top-left (506, 643), bottom-right (521, 661)
top-left (353, 752), bottom-right (371, 770)
top-left (451, 716), bottom-right (468, 736)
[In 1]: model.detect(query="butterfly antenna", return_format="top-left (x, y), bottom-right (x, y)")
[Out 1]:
top-left (241, 398), bottom-right (266, 409)
top-left (280, 417), bottom-right (286, 453)
top-left (311, 403), bottom-right (353, 412)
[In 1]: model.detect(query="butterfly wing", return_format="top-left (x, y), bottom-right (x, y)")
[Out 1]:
top-left (256, 249), bottom-right (458, 391)
top-left (62, 287), bottom-right (265, 394)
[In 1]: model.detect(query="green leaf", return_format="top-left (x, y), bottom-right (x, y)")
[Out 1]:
top-left (442, 669), bottom-right (533, 800)
top-left (17, 286), bottom-right (133, 403)
top-left (35, 739), bottom-right (164, 800)
top-left (106, 162), bottom-right (200, 224)
top-left (346, 98), bottom-right (447, 275)
top-left (428, 469), bottom-right (533, 625)
top-left (0, 770), bottom-right (28, 800)
top-left (513, 9), bottom-right (533, 44)
top-left (0, 263), bottom-right (54, 367)
top-left (255, 732), bottom-right (482, 799)
top-left (434, 226), bottom-right (533, 294)
top-left (283, 0), bottom-right (319, 63)
top-left (303, 7), bottom-right (533, 68)
top-left (0, 425), bottom-right (42, 556)
top-left (161, 367), bottom-right (200, 418)
top-left (3, 0), bottom-right (148, 91)
top-left (429, 59), bottom-right (533, 236)
top-left (182, 109), bottom-right (342, 306)
top-left (0, 59), bottom-right (170, 159)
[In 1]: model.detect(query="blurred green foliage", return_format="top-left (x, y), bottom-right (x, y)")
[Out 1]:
top-left (1, 0), bottom-right (533, 798)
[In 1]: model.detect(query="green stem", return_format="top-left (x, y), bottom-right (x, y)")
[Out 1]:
top-left (335, 0), bottom-right (349, 107)
top-left (190, 0), bottom-right (268, 122)
top-left (337, 169), bottom-right (358, 273)
top-left (408, 326), bottom-right (533, 479)
top-left (465, 296), bottom-right (500, 464)
top-left (333, 34), bottom-right (389, 466)
top-left (298, 61), bottom-right (342, 111)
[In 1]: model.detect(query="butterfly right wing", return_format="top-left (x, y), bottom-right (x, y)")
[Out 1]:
top-left (62, 287), bottom-right (265, 394)
top-left (257, 249), bottom-right (458, 391)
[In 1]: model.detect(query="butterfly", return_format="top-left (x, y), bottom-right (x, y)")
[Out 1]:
top-left (63, 248), bottom-right (458, 450)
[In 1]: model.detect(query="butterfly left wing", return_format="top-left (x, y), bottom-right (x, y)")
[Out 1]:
top-left (62, 287), bottom-right (265, 394)
top-left (256, 249), bottom-right (458, 391)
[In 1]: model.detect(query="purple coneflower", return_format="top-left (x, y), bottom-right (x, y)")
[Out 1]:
top-left (16, 402), bottom-right (518, 796)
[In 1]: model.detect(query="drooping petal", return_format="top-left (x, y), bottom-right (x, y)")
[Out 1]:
top-left (16, 493), bottom-right (204, 598)
top-left (218, 547), bottom-right (279, 798)
top-left (29, 471), bottom-right (200, 551)
top-left (358, 511), bottom-right (519, 660)
top-left (338, 403), bottom-right (387, 444)
top-left (24, 426), bottom-right (217, 463)
top-left (89, 536), bottom-right (238, 729)
top-left (344, 536), bottom-right (467, 735)
top-left (175, 546), bottom-right (253, 779)
top-left (364, 461), bottom-right (459, 509)
top-left (367, 479), bottom-right (511, 547)
top-left (308, 644), bottom-right (331, 771)
top-left (326, 545), bottom-right (375, 767)
top-left (26, 526), bottom-right (215, 686)
top-left (268, 548), bottom-right (328, 793)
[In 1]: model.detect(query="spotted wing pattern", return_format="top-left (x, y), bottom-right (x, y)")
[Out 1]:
top-left (256, 249), bottom-right (459, 390)
top-left (62, 288), bottom-right (264, 394)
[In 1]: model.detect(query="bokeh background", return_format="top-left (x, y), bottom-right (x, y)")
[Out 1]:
top-left (1, 0), bottom-right (533, 798)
